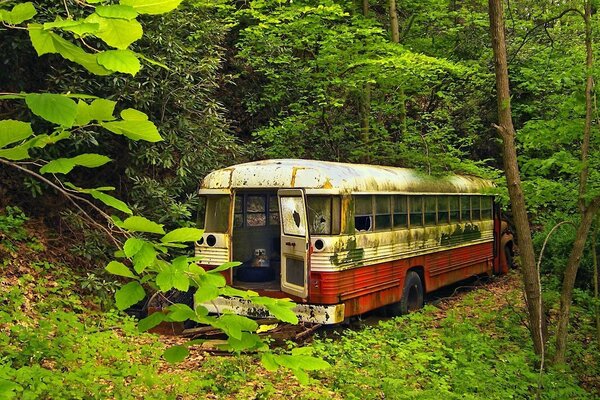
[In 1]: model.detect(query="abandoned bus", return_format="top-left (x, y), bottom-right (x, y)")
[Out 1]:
top-left (196, 159), bottom-right (513, 324)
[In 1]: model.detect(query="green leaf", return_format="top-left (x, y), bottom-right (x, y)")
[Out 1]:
top-left (209, 261), bottom-right (241, 273)
top-left (25, 93), bottom-right (77, 127)
top-left (261, 353), bottom-right (279, 371)
top-left (198, 272), bottom-right (226, 288)
top-left (121, 108), bottom-right (148, 121)
top-left (120, 0), bottom-right (182, 15)
top-left (43, 19), bottom-right (99, 37)
top-left (40, 153), bottom-right (111, 174)
top-left (105, 261), bottom-right (136, 278)
top-left (215, 314), bottom-right (258, 340)
top-left (97, 50), bottom-right (141, 76)
top-left (227, 332), bottom-right (264, 352)
top-left (0, 144), bottom-right (30, 161)
top-left (163, 345), bottom-right (188, 363)
top-left (115, 281), bottom-right (145, 310)
top-left (166, 304), bottom-right (196, 322)
top-left (118, 216), bottom-right (165, 234)
top-left (75, 98), bottom-right (116, 126)
top-left (0, 120), bottom-right (34, 149)
top-left (132, 243), bottom-right (157, 273)
top-left (193, 283), bottom-right (220, 304)
top-left (161, 228), bottom-right (203, 243)
top-left (156, 265), bottom-right (190, 292)
top-left (101, 120), bottom-right (162, 142)
top-left (27, 25), bottom-right (111, 76)
top-left (95, 5), bottom-right (138, 20)
top-left (138, 311), bottom-right (165, 332)
top-left (124, 237), bottom-right (145, 257)
top-left (1, 2), bottom-right (36, 25)
top-left (90, 190), bottom-right (133, 215)
top-left (85, 13), bottom-right (143, 49)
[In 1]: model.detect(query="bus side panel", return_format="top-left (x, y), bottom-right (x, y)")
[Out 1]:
top-left (309, 242), bottom-right (494, 317)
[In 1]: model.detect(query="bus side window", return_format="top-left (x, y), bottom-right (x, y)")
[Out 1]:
top-left (409, 196), bottom-right (423, 227)
top-left (437, 196), bottom-right (449, 224)
top-left (449, 196), bottom-right (460, 223)
top-left (472, 196), bottom-right (482, 220)
top-left (269, 195), bottom-right (280, 225)
top-left (461, 196), bottom-right (471, 222)
top-left (375, 196), bottom-right (392, 230)
top-left (246, 195), bottom-right (266, 227)
top-left (354, 195), bottom-right (373, 232)
top-left (481, 196), bottom-right (493, 220)
top-left (308, 196), bottom-right (332, 234)
top-left (393, 195), bottom-right (408, 228)
top-left (424, 196), bottom-right (436, 226)
top-left (234, 195), bottom-right (243, 228)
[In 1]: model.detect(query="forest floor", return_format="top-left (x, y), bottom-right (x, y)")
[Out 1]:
top-left (1, 215), bottom-right (599, 399)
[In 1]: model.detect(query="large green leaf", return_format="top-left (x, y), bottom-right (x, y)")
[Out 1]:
top-left (124, 237), bottom-right (146, 257)
top-left (90, 191), bottom-right (132, 215)
top-left (119, 216), bottom-right (165, 234)
top-left (193, 283), bottom-right (220, 304)
top-left (121, 108), bottom-right (148, 121)
top-left (101, 120), bottom-right (162, 142)
top-left (0, 2), bottom-right (36, 25)
top-left (96, 5), bottom-right (138, 20)
top-left (138, 311), bottom-right (166, 332)
top-left (214, 314), bottom-right (258, 340)
top-left (0, 120), bottom-right (34, 149)
top-left (156, 263), bottom-right (190, 292)
top-left (0, 144), bottom-right (30, 161)
top-left (85, 13), bottom-right (143, 49)
top-left (25, 93), bottom-right (77, 127)
top-left (132, 243), bottom-right (157, 273)
top-left (163, 345), bottom-right (188, 363)
top-left (105, 261), bottom-right (136, 279)
top-left (40, 153), bottom-right (111, 174)
top-left (28, 25), bottom-right (111, 76)
top-left (43, 18), bottom-right (99, 37)
top-left (161, 228), bottom-right (204, 243)
top-left (97, 50), bottom-right (141, 76)
top-left (166, 304), bottom-right (196, 322)
top-left (115, 281), bottom-right (145, 310)
top-left (120, 0), bottom-right (182, 15)
top-left (209, 261), bottom-right (241, 273)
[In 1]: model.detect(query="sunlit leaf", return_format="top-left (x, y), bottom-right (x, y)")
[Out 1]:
top-left (138, 311), bottom-right (165, 332)
top-left (0, 120), bottom-right (34, 149)
top-left (118, 216), bottom-right (165, 234)
top-left (95, 5), bottom-right (138, 20)
top-left (1, 2), bottom-right (36, 25)
top-left (25, 93), bottom-right (77, 127)
top-left (163, 345), bottom-right (188, 363)
top-left (115, 281), bottom-right (145, 310)
top-left (120, 0), bottom-right (182, 15)
top-left (40, 153), bottom-right (111, 174)
top-left (85, 13), bottom-right (143, 49)
top-left (101, 120), bottom-right (162, 142)
top-left (105, 261), bottom-right (136, 278)
top-left (161, 227), bottom-right (203, 243)
top-left (97, 50), bottom-right (141, 76)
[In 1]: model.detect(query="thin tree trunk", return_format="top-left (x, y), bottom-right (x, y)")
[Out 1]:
top-left (592, 220), bottom-right (600, 348)
top-left (488, 0), bottom-right (545, 356)
top-left (554, 0), bottom-right (597, 364)
top-left (389, 0), bottom-right (407, 137)
top-left (555, 200), bottom-right (600, 363)
top-left (359, 0), bottom-right (371, 163)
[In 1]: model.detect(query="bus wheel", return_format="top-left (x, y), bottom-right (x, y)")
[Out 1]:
top-left (387, 271), bottom-right (424, 317)
top-left (505, 244), bottom-right (514, 269)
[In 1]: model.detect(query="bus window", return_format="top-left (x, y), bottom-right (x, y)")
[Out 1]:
top-left (269, 195), bottom-right (280, 225)
top-left (205, 195), bottom-right (230, 233)
top-left (375, 196), bottom-right (392, 230)
top-left (449, 196), bottom-right (460, 223)
top-left (438, 196), bottom-right (449, 224)
top-left (308, 196), bottom-right (341, 235)
top-left (197, 196), bottom-right (207, 229)
top-left (280, 196), bottom-right (307, 236)
top-left (461, 196), bottom-right (471, 222)
top-left (393, 195), bottom-right (408, 228)
top-left (409, 196), bottom-right (423, 227)
top-left (424, 196), bottom-right (437, 226)
top-left (246, 195), bottom-right (267, 226)
top-left (355, 195), bottom-right (373, 232)
top-left (481, 196), bottom-right (493, 220)
top-left (472, 196), bottom-right (482, 220)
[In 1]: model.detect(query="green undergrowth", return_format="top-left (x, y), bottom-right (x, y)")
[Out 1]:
top-left (1, 209), bottom-right (598, 399)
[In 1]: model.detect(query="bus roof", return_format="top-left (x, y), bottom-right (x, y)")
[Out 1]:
top-left (199, 159), bottom-right (493, 194)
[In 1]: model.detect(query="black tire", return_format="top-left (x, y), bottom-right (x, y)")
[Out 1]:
top-left (505, 244), bottom-right (514, 269)
top-left (236, 266), bottom-right (276, 282)
top-left (387, 271), bottom-right (424, 317)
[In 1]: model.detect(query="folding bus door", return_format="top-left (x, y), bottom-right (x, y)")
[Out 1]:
top-left (278, 189), bottom-right (309, 298)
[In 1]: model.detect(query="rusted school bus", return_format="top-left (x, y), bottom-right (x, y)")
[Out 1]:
top-left (196, 159), bottom-right (513, 324)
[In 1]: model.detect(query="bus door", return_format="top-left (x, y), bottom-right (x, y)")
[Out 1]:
top-left (278, 189), bottom-right (309, 298)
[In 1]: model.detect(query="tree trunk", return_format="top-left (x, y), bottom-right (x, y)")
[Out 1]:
top-left (554, 0), bottom-right (598, 364)
top-left (389, 0), bottom-right (407, 137)
top-left (554, 200), bottom-right (600, 363)
top-left (358, 0), bottom-right (371, 163)
top-left (592, 220), bottom-right (600, 348)
top-left (488, 0), bottom-right (545, 356)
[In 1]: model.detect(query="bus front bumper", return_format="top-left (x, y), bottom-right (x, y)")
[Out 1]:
top-left (201, 297), bottom-right (345, 325)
